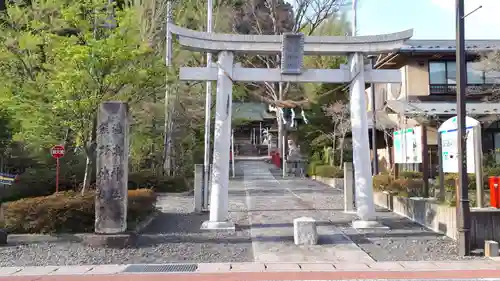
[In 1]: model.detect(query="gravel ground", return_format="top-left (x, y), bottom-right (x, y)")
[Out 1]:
top-left (274, 173), bottom-right (486, 262)
top-left (0, 189), bottom-right (254, 266)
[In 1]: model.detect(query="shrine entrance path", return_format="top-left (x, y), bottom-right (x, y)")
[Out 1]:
top-left (244, 160), bottom-right (485, 262)
top-left (239, 160), bottom-right (373, 263)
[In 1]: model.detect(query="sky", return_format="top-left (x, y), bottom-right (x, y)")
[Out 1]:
top-left (355, 0), bottom-right (500, 39)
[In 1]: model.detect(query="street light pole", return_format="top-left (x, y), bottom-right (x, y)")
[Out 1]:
top-left (455, 0), bottom-right (471, 256)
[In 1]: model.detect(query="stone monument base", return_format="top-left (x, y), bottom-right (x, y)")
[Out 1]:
top-left (83, 233), bottom-right (138, 248)
top-left (352, 219), bottom-right (389, 230)
top-left (0, 229), bottom-right (7, 245)
top-left (200, 220), bottom-right (236, 231)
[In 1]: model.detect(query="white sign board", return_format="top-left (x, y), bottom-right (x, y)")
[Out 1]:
top-left (438, 116), bottom-right (480, 174)
top-left (393, 127), bottom-right (422, 164)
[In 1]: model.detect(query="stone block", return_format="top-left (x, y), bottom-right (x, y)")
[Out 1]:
top-left (95, 101), bottom-right (129, 234)
top-left (485, 240), bottom-right (499, 257)
top-left (293, 217), bottom-right (318, 245)
top-left (83, 233), bottom-right (137, 248)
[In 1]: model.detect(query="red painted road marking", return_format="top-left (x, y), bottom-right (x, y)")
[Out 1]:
top-left (2, 269), bottom-right (500, 281)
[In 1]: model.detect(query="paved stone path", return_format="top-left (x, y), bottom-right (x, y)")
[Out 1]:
top-left (241, 161), bottom-right (373, 263)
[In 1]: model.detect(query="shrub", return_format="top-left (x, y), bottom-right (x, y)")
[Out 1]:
top-left (372, 174), bottom-right (393, 191)
top-left (0, 152), bottom-right (87, 203)
top-left (388, 179), bottom-right (407, 196)
top-left (385, 178), bottom-right (423, 197)
top-left (128, 170), bottom-right (188, 193)
top-left (485, 166), bottom-right (500, 177)
top-left (1, 168), bottom-right (71, 204)
top-left (307, 160), bottom-right (323, 176)
top-left (314, 165), bottom-right (343, 178)
top-left (372, 174), bottom-right (423, 197)
top-left (2, 189), bottom-right (157, 234)
top-left (439, 173), bottom-right (478, 192)
top-left (399, 171), bottom-right (423, 179)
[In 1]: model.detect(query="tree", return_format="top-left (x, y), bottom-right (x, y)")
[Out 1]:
top-left (0, 0), bottom-right (166, 190)
top-left (233, 0), bottom-right (347, 153)
top-left (323, 100), bottom-right (350, 167)
top-left (130, 0), bottom-right (246, 176)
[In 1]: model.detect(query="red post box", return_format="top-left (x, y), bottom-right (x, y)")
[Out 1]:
top-left (275, 152), bottom-right (281, 168)
top-left (489, 176), bottom-right (500, 208)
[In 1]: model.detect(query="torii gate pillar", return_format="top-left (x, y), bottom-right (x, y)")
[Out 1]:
top-left (349, 53), bottom-right (377, 227)
top-left (201, 51), bottom-right (236, 230)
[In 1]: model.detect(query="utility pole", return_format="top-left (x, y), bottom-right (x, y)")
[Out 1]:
top-left (202, 0), bottom-right (214, 210)
top-left (370, 56), bottom-right (378, 175)
top-left (163, 0), bottom-right (173, 175)
top-left (455, 0), bottom-right (471, 256)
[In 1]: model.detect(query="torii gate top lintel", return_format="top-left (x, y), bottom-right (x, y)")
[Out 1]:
top-left (169, 24), bottom-right (413, 55)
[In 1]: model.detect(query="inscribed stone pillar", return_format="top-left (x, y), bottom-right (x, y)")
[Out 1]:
top-left (95, 101), bottom-right (129, 234)
top-left (201, 51), bottom-right (235, 230)
top-left (343, 162), bottom-right (355, 213)
top-left (348, 53), bottom-right (375, 222)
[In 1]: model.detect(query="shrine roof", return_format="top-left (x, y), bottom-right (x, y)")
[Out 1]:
top-left (232, 102), bottom-right (275, 122)
top-left (401, 39), bottom-right (500, 53)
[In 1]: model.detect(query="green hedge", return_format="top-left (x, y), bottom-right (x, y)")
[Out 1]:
top-left (2, 189), bottom-right (156, 234)
top-left (314, 165), bottom-right (344, 178)
top-left (0, 169), bottom-right (189, 205)
top-left (128, 171), bottom-right (188, 193)
top-left (372, 174), bottom-right (425, 197)
top-left (399, 171), bottom-right (423, 179)
top-left (307, 161), bottom-right (323, 176)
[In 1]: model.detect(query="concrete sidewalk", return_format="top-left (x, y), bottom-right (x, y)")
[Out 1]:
top-left (1, 261), bottom-right (500, 280)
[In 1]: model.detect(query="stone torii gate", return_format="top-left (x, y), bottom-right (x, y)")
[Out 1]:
top-left (168, 24), bottom-right (413, 230)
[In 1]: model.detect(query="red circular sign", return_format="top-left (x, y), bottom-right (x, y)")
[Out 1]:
top-left (51, 145), bottom-right (65, 159)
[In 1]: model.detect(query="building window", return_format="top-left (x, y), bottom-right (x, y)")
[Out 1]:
top-left (429, 60), bottom-right (490, 94)
top-left (429, 62), bottom-right (446, 84)
top-left (447, 61), bottom-right (456, 84)
top-left (429, 61), bottom-right (460, 85)
top-left (467, 62), bottom-right (485, 84)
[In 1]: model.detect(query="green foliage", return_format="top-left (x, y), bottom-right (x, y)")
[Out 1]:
top-left (399, 171), bottom-right (423, 179)
top-left (372, 174), bottom-right (424, 197)
top-left (436, 173), bottom-right (479, 192)
top-left (3, 189), bottom-right (156, 233)
top-left (128, 170), bottom-right (188, 193)
top-left (373, 174), bottom-right (393, 191)
top-left (314, 165), bottom-right (343, 178)
top-left (307, 160), bottom-right (322, 176)
top-left (484, 166), bottom-right (500, 177)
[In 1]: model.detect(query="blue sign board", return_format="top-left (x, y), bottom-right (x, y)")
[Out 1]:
top-left (0, 173), bottom-right (17, 185)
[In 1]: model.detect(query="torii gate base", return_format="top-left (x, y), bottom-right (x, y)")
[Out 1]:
top-left (168, 24), bottom-right (413, 231)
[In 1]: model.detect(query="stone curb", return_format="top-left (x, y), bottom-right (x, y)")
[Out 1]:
top-left (156, 189), bottom-right (194, 197)
top-left (1, 261), bottom-right (500, 276)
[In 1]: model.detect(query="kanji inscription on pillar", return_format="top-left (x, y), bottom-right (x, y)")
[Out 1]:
top-left (95, 101), bottom-right (129, 234)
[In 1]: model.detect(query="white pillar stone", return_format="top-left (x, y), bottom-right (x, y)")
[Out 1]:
top-left (485, 240), bottom-right (499, 257)
top-left (348, 53), bottom-right (376, 223)
top-left (343, 162), bottom-right (355, 213)
top-left (95, 102), bottom-right (129, 234)
top-left (293, 217), bottom-right (318, 245)
top-left (194, 164), bottom-right (203, 213)
top-left (201, 51), bottom-right (235, 230)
